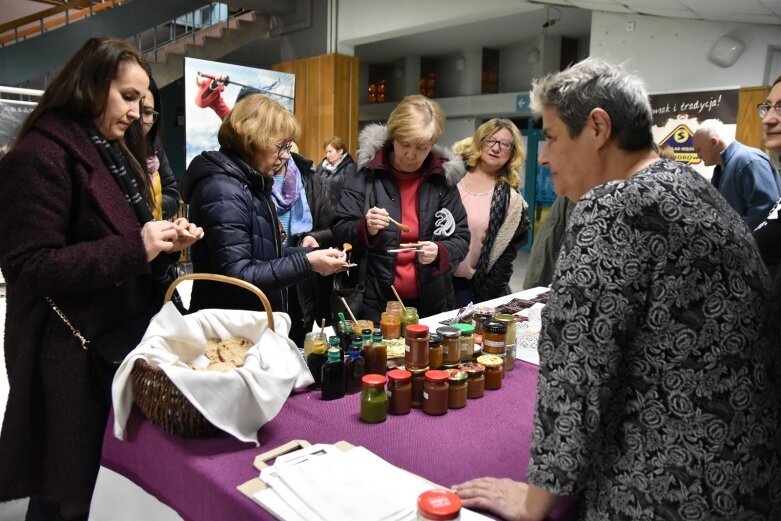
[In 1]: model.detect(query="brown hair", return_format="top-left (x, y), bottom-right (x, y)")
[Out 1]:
top-left (218, 94), bottom-right (300, 159)
top-left (324, 136), bottom-right (346, 152)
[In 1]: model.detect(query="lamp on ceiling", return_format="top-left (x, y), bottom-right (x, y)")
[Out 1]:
top-left (707, 35), bottom-right (745, 68)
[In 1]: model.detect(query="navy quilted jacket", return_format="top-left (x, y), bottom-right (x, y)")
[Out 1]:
top-left (181, 149), bottom-right (313, 312)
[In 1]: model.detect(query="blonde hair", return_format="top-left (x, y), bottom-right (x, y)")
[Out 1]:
top-left (451, 137), bottom-right (472, 158)
top-left (461, 119), bottom-right (525, 189)
top-left (387, 94), bottom-right (445, 144)
top-left (218, 94), bottom-right (300, 159)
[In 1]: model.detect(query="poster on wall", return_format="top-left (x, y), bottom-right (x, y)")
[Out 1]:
top-left (649, 89), bottom-right (738, 179)
top-left (0, 102), bottom-right (35, 160)
top-left (184, 57), bottom-right (295, 168)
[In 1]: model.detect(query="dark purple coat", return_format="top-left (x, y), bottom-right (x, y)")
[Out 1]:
top-left (0, 112), bottom-right (162, 504)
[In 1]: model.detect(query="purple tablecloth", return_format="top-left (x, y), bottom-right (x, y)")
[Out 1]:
top-left (101, 360), bottom-right (577, 520)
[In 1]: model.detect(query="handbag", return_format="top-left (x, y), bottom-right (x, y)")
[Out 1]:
top-left (331, 170), bottom-right (374, 322)
top-left (46, 297), bottom-right (150, 404)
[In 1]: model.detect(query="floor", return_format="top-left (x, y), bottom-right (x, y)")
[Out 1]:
top-left (0, 251), bottom-right (530, 520)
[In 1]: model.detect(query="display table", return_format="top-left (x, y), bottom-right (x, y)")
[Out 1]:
top-left (93, 358), bottom-right (576, 520)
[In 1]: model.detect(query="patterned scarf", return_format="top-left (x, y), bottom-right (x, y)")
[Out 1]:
top-left (271, 157), bottom-right (301, 212)
top-left (473, 181), bottom-right (509, 287)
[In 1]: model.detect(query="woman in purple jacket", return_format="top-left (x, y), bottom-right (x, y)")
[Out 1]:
top-left (0, 37), bottom-right (202, 520)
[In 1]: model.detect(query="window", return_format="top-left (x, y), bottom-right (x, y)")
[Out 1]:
top-left (368, 64), bottom-right (391, 103)
top-left (419, 58), bottom-right (437, 98)
top-left (482, 48), bottom-right (499, 94)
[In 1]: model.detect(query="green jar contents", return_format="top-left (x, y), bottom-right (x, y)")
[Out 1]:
top-left (321, 347), bottom-right (345, 400)
top-left (428, 332), bottom-right (443, 370)
top-left (401, 306), bottom-right (419, 337)
top-left (360, 374), bottom-right (388, 423)
top-left (477, 354), bottom-right (504, 390)
top-left (494, 313), bottom-right (517, 372)
top-left (437, 326), bottom-right (461, 367)
top-left (452, 323), bottom-right (475, 363)
top-left (366, 328), bottom-right (387, 375)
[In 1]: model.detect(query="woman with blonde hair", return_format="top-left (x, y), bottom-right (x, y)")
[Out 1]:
top-left (332, 94), bottom-right (470, 323)
top-left (449, 118), bottom-right (530, 305)
top-left (181, 94), bottom-right (350, 318)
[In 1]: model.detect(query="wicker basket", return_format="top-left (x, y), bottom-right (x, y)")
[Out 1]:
top-left (130, 273), bottom-right (275, 438)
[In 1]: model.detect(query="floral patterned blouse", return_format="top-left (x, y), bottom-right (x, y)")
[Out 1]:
top-left (528, 159), bottom-right (781, 520)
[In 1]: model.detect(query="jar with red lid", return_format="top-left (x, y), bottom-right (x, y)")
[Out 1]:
top-left (405, 324), bottom-right (430, 370)
top-left (445, 369), bottom-right (468, 409)
top-left (436, 326), bottom-right (461, 367)
top-left (428, 332), bottom-right (443, 369)
top-left (387, 369), bottom-right (412, 415)
top-left (459, 361), bottom-right (485, 399)
top-left (360, 374), bottom-right (388, 423)
top-left (422, 370), bottom-right (449, 416)
top-left (417, 489), bottom-right (461, 521)
top-left (477, 354), bottom-right (504, 390)
top-left (481, 320), bottom-right (507, 356)
top-left (411, 368), bottom-right (427, 408)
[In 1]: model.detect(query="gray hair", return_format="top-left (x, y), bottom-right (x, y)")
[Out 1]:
top-left (694, 119), bottom-right (725, 138)
top-left (531, 58), bottom-right (654, 151)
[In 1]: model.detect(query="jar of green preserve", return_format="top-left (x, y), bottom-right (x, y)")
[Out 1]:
top-left (360, 374), bottom-right (388, 423)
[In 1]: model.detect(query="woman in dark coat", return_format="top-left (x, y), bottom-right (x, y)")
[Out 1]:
top-left (180, 94), bottom-right (351, 322)
top-left (0, 37), bottom-right (201, 520)
top-left (331, 95), bottom-right (470, 324)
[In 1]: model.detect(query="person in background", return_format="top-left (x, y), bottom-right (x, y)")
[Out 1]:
top-left (331, 94), bottom-right (470, 324)
top-left (693, 118), bottom-right (781, 229)
top-left (125, 77), bottom-right (180, 220)
top-left (454, 58), bottom-right (781, 521)
top-left (448, 119), bottom-right (530, 306)
top-left (753, 74), bottom-right (781, 287)
top-left (521, 195), bottom-right (575, 289)
top-left (0, 37), bottom-right (202, 521)
top-left (181, 93), bottom-right (351, 326)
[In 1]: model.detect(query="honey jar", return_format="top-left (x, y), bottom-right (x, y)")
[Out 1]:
top-left (437, 326), bottom-right (461, 367)
top-left (428, 332), bottom-right (443, 369)
top-left (481, 320), bottom-right (507, 356)
top-left (494, 313), bottom-right (517, 372)
top-left (452, 323), bottom-right (475, 363)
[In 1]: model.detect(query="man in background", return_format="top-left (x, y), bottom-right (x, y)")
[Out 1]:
top-left (693, 119), bottom-right (781, 229)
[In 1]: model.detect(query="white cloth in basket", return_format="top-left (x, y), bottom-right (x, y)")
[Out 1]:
top-left (112, 301), bottom-right (314, 445)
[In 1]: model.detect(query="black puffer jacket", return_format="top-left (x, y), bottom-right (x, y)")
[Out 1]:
top-left (311, 153), bottom-right (357, 248)
top-left (181, 149), bottom-right (313, 313)
top-left (331, 125), bottom-right (470, 323)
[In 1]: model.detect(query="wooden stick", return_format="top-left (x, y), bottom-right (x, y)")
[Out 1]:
top-left (340, 296), bottom-right (359, 323)
top-left (387, 215), bottom-right (411, 233)
top-left (391, 285), bottom-right (405, 309)
top-left (319, 318), bottom-right (325, 337)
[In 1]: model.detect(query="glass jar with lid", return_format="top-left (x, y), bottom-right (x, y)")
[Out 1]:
top-left (405, 324), bottom-right (429, 370)
top-left (428, 332), bottom-right (443, 369)
top-left (481, 320), bottom-right (507, 356)
top-left (387, 369), bottom-right (412, 415)
top-left (494, 313), bottom-right (517, 371)
top-left (386, 300), bottom-right (403, 317)
top-left (472, 304), bottom-right (495, 349)
top-left (422, 370), bottom-right (449, 416)
top-left (417, 489), bottom-right (461, 521)
top-left (477, 354), bottom-right (504, 390)
top-left (410, 368), bottom-right (427, 408)
top-left (360, 374), bottom-right (388, 423)
top-left (380, 311), bottom-right (401, 339)
top-left (436, 326), bottom-right (461, 367)
top-left (451, 323), bottom-right (475, 363)
top-left (445, 369), bottom-right (468, 409)
top-left (459, 361), bottom-right (485, 399)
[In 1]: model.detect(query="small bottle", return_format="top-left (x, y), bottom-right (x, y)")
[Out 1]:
top-left (360, 328), bottom-right (373, 361)
top-left (387, 369), bottom-right (412, 415)
top-left (321, 347), bottom-right (345, 400)
top-left (345, 337), bottom-right (365, 395)
top-left (366, 328), bottom-right (387, 375)
top-left (328, 335), bottom-right (342, 363)
top-left (306, 340), bottom-right (327, 389)
top-left (360, 374), bottom-right (388, 423)
top-left (417, 489), bottom-right (461, 521)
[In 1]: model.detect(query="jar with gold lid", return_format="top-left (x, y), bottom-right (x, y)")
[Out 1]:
top-left (445, 369), bottom-right (468, 409)
top-left (458, 361), bottom-right (485, 399)
top-left (477, 354), bottom-right (504, 390)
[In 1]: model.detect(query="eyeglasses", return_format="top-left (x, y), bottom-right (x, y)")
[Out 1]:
top-left (483, 137), bottom-right (513, 152)
top-left (757, 102), bottom-right (781, 118)
top-left (142, 108), bottom-right (159, 124)
top-left (276, 141), bottom-right (294, 158)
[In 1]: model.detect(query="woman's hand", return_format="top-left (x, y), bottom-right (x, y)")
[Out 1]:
top-left (453, 478), bottom-right (532, 521)
top-left (416, 241), bottom-right (438, 265)
top-left (306, 248), bottom-right (354, 276)
top-left (169, 218), bottom-right (204, 252)
top-left (300, 235), bottom-right (319, 248)
top-left (366, 207), bottom-right (390, 236)
top-left (141, 219), bottom-right (204, 261)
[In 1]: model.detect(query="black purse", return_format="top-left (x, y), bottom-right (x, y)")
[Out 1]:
top-left (46, 297), bottom-right (151, 404)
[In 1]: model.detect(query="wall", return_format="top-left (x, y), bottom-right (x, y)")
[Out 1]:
top-left (589, 12), bottom-right (781, 93)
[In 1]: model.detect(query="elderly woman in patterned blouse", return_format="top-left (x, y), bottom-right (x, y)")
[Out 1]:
top-left (454, 58), bottom-right (781, 521)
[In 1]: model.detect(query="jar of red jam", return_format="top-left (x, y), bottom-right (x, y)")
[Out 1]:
top-left (477, 354), bottom-right (504, 390)
top-left (422, 370), bottom-right (449, 416)
top-left (481, 320), bottom-right (507, 356)
top-left (387, 369), bottom-right (412, 415)
top-left (411, 368), bottom-right (427, 408)
top-left (459, 361), bottom-right (485, 399)
top-left (445, 369), bottom-right (468, 409)
top-left (428, 332), bottom-right (443, 369)
top-left (405, 324), bottom-right (430, 370)
top-left (417, 489), bottom-right (461, 521)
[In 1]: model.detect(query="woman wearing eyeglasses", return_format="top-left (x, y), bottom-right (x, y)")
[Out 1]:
top-left (181, 94), bottom-right (351, 317)
top-left (449, 119), bottom-right (530, 306)
top-left (753, 74), bottom-right (781, 291)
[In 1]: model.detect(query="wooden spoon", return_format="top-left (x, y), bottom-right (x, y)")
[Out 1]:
top-left (387, 216), bottom-right (411, 233)
top-left (342, 242), bottom-right (352, 253)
